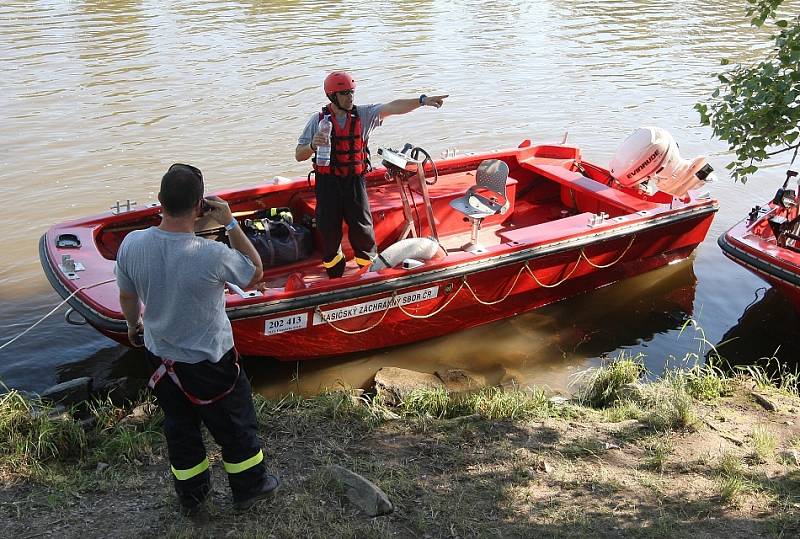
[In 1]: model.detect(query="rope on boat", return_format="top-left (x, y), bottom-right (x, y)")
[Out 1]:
top-left (396, 277), bottom-right (466, 318)
top-left (319, 234), bottom-right (638, 334)
top-left (463, 264), bottom-right (527, 305)
top-left (525, 256), bottom-right (582, 288)
top-left (0, 278), bottom-right (117, 352)
top-left (580, 235), bottom-right (636, 268)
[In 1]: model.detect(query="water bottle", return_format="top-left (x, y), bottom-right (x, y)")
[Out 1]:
top-left (316, 116), bottom-right (332, 167)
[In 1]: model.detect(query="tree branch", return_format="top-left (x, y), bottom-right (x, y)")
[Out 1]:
top-left (766, 143), bottom-right (800, 157)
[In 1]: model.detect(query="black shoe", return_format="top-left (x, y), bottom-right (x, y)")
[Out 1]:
top-left (178, 484), bottom-right (212, 518)
top-left (233, 474), bottom-right (280, 512)
top-left (180, 498), bottom-right (210, 520)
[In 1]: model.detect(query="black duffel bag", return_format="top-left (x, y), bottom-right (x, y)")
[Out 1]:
top-left (243, 218), bottom-right (313, 267)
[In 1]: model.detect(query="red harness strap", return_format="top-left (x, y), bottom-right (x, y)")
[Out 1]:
top-left (147, 350), bottom-right (241, 406)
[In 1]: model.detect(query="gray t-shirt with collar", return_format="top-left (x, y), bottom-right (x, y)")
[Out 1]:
top-left (297, 104), bottom-right (383, 146)
top-left (115, 227), bottom-right (255, 364)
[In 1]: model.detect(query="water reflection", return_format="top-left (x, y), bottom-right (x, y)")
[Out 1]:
top-left (714, 287), bottom-right (800, 370)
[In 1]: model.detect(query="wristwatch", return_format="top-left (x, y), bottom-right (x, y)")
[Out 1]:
top-left (419, 94), bottom-right (427, 105)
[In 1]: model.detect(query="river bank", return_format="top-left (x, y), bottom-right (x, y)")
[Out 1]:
top-left (1, 359), bottom-right (799, 538)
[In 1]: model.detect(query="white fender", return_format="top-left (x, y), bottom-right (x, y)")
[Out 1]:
top-left (370, 237), bottom-right (441, 271)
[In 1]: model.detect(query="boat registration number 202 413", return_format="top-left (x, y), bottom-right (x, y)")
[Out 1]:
top-left (262, 286), bottom-right (440, 336)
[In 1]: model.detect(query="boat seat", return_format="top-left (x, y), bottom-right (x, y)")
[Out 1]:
top-left (448, 159), bottom-right (511, 252)
top-left (521, 162), bottom-right (659, 213)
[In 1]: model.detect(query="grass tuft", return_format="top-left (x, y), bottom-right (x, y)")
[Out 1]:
top-left (401, 387), bottom-right (456, 418)
top-left (601, 400), bottom-right (643, 422)
top-left (739, 356), bottom-right (800, 397)
top-left (642, 377), bottom-right (698, 432)
top-left (464, 386), bottom-right (552, 420)
top-left (682, 360), bottom-right (731, 401)
top-left (574, 353), bottom-right (646, 408)
top-left (716, 453), bottom-right (748, 505)
top-left (0, 389), bottom-right (86, 478)
top-left (642, 436), bottom-right (674, 472)
top-left (750, 425), bottom-right (778, 463)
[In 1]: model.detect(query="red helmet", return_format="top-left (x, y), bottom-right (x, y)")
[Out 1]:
top-left (324, 71), bottom-right (356, 95)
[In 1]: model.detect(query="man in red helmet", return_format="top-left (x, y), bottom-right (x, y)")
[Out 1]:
top-left (295, 71), bottom-right (447, 278)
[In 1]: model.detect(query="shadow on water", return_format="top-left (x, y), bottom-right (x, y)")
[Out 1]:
top-left (713, 286), bottom-right (800, 372)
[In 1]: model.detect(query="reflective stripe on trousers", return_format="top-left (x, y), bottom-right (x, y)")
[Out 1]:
top-left (171, 457), bottom-right (210, 481)
top-left (223, 449), bottom-right (264, 474)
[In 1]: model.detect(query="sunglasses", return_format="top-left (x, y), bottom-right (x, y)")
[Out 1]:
top-left (168, 162), bottom-right (203, 181)
top-left (337, 89), bottom-right (354, 96)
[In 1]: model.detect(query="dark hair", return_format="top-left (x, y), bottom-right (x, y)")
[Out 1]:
top-left (160, 164), bottom-right (203, 216)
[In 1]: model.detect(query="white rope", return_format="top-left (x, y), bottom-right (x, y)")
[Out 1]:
top-left (463, 264), bottom-right (527, 306)
top-left (526, 254), bottom-right (583, 288)
top-left (396, 278), bottom-right (466, 318)
top-left (0, 278), bottom-right (117, 352)
top-left (297, 235), bottom-right (636, 334)
top-left (580, 235), bottom-right (636, 268)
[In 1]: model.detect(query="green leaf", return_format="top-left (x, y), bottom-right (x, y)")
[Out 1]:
top-left (776, 20), bottom-right (788, 28)
top-left (721, 58), bottom-right (730, 66)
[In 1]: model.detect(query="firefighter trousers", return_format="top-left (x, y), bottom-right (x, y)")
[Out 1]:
top-left (146, 348), bottom-right (270, 507)
top-left (315, 173), bottom-right (376, 277)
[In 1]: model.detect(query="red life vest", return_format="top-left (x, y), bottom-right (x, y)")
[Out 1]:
top-left (313, 105), bottom-right (369, 177)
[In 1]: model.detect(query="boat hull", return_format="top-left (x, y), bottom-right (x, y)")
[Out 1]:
top-left (719, 214), bottom-right (800, 309)
top-left (39, 142), bottom-right (718, 360)
top-left (56, 215), bottom-right (711, 360)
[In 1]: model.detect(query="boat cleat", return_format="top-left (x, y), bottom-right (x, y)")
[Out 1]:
top-left (587, 212), bottom-right (609, 227)
top-left (111, 199), bottom-right (137, 214)
top-left (59, 254), bottom-right (84, 280)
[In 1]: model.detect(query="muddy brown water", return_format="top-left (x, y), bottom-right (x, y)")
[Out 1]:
top-left (2, 0), bottom-right (799, 396)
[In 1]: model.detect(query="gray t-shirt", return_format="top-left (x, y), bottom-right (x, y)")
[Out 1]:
top-left (297, 104), bottom-right (383, 146)
top-left (115, 227), bottom-right (255, 364)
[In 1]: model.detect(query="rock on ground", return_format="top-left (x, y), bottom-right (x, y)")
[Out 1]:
top-left (39, 377), bottom-right (92, 405)
top-left (374, 367), bottom-right (444, 406)
top-left (327, 465), bottom-right (393, 517)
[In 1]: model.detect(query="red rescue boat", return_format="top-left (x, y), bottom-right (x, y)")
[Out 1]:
top-left (719, 168), bottom-right (800, 308)
top-left (40, 129), bottom-right (718, 360)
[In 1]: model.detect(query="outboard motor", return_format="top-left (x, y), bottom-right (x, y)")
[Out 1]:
top-left (609, 127), bottom-right (716, 197)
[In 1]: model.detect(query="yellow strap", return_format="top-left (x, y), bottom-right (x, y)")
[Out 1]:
top-left (322, 252), bottom-right (344, 268)
top-left (171, 457), bottom-right (209, 481)
top-left (354, 256), bottom-right (373, 267)
top-left (223, 449), bottom-right (264, 474)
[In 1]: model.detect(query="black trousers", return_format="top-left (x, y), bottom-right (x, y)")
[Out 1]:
top-left (147, 348), bottom-right (269, 505)
top-left (315, 173), bottom-right (376, 277)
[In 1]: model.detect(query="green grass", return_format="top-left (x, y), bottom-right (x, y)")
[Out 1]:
top-left (642, 437), bottom-right (674, 472)
top-left (738, 356), bottom-right (800, 397)
top-left (400, 387), bottom-right (456, 418)
top-left (574, 353), bottom-right (646, 408)
top-left (750, 425), bottom-right (778, 463)
top-left (642, 377), bottom-right (699, 432)
top-left (601, 400), bottom-right (643, 422)
top-left (681, 360), bottom-right (731, 401)
top-left (389, 386), bottom-right (558, 421)
top-left (464, 386), bottom-right (553, 420)
top-left (715, 453), bottom-right (749, 505)
top-left (0, 389), bottom-right (87, 478)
